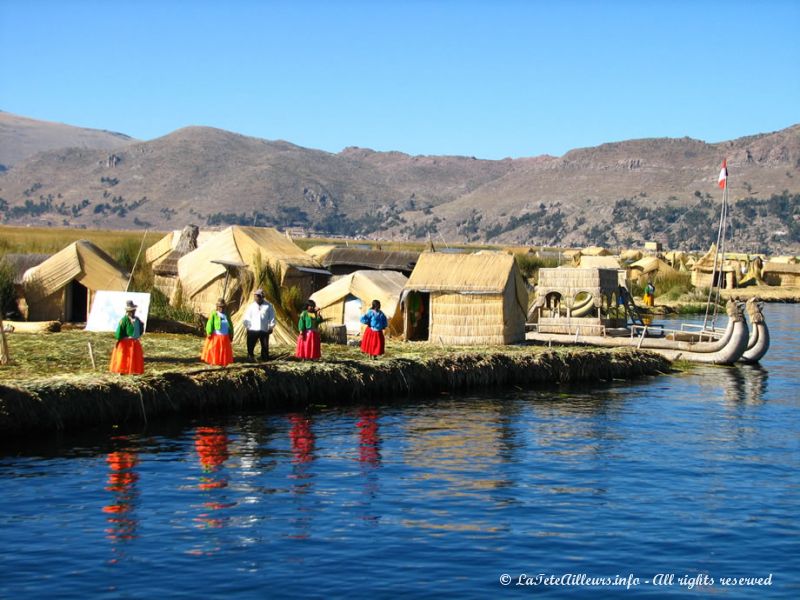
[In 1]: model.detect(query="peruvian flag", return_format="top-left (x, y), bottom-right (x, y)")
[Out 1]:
top-left (718, 159), bottom-right (728, 189)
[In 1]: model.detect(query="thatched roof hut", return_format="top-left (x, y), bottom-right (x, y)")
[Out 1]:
top-left (177, 226), bottom-right (329, 315)
top-left (628, 256), bottom-right (678, 283)
top-left (691, 244), bottom-right (738, 289)
top-left (304, 244), bottom-right (339, 260)
top-left (762, 262), bottom-right (800, 287)
top-left (581, 246), bottom-right (610, 257)
top-left (310, 270), bottom-right (408, 336)
top-left (316, 247), bottom-right (420, 276)
top-left (147, 225), bottom-right (212, 302)
top-left (22, 241), bottom-right (129, 322)
top-left (144, 227), bottom-right (213, 267)
top-left (403, 252), bottom-right (527, 345)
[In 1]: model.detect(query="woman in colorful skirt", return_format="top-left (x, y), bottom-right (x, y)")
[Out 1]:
top-left (360, 299), bottom-right (388, 359)
top-left (201, 298), bottom-right (234, 366)
top-left (295, 299), bottom-right (323, 360)
top-left (109, 300), bottom-right (145, 375)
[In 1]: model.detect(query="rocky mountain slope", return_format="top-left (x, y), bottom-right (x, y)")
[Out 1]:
top-left (0, 112), bottom-right (797, 254)
top-left (0, 111), bottom-right (135, 169)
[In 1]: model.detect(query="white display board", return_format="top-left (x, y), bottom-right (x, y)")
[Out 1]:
top-left (86, 291), bottom-right (151, 332)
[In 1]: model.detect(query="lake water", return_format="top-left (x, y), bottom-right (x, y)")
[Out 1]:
top-left (1, 304), bottom-right (798, 598)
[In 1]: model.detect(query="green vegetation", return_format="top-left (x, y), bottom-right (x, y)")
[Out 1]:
top-left (0, 259), bottom-right (15, 318)
top-left (514, 253), bottom-right (560, 282)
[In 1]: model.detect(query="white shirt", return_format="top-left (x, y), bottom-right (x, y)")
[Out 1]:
top-left (243, 300), bottom-right (276, 332)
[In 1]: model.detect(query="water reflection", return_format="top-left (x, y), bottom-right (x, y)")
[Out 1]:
top-left (102, 437), bottom-right (140, 566)
top-left (287, 414), bottom-right (315, 540)
top-left (193, 427), bottom-right (232, 530)
top-left (356, 407), bottom-right (381, 466)
top-left (102, 446), bottom-right (139, 546)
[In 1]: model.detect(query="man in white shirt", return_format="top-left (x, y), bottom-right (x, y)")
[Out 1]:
top-left (242, 288), bottom-right (276, 361)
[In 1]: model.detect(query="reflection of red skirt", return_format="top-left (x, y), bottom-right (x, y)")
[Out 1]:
top-left (360, 328), bottom-right (385, 356)
top-left (201, 334), bottom-right (233, 366)
top-left (109, 339), bottom-right (144, 374)
top-left (295, 330), bottom-right (321, 359)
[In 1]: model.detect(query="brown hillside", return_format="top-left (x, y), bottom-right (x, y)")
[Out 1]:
top-left (0, 115), bottom-right (798, 254)
top-left (0, 111), bottom-right (136, 168)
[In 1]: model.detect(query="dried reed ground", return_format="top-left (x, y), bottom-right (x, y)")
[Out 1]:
top-left (0, 331), bottom-right (670, 436)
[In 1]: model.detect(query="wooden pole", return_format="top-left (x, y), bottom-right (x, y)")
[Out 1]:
top-left (0, 313), bottom-right (9, 365)
top-left (126, 229), bottom-right (149, 291)
top-left (87, 341), bottom-right (96, 370)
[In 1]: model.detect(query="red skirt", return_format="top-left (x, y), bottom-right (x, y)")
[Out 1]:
top-left (201, 334), bottom-right (233, 366)
top-left (109, 339), bottom-right (144, 375)
top-left (295, 330), bottom-right (321, 360)
top-left (360, 327), bottom-right (385, 356)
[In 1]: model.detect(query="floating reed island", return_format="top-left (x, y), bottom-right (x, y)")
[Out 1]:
top-left (0, 341), bottom-right (670, 437)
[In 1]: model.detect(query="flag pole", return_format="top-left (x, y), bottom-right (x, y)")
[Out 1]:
top-left (703, 160), bottom-right (727, 330)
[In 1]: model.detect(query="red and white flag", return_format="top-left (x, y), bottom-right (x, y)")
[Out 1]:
top-left (718, 159), bottom-right (728, 189)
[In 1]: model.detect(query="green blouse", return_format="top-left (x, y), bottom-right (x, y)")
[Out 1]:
top-left (115, 316), bottom-right (143, 340)
top-left (297, 310), bottom-right (323, 333)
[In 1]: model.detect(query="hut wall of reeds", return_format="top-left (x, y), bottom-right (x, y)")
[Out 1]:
top-left (691, 244), bottom-right (738, 289)
top-left (628, 256), bottom-right (678, 283)
top-left (403, 253), bottom-right (527, 345)
top-left (762, 262), bottom-right (800, 286)
top-left (21, 241), bottom-right (129, 322)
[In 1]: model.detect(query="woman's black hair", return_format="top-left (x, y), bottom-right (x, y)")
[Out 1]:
top-left (371, 299), bottom-right (381, 310)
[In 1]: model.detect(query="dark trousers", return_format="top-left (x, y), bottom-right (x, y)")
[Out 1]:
top-left (246, 330), bottom-right (270, 359)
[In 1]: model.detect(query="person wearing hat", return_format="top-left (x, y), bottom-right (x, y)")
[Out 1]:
top-left (201, 298), bottom-right (234, 366)
top-left (109, 300), bottom-right (145, 374)
top-left (295, 299), bottom-right (324, 360)
top-left (242, 288), bottom-right (276, 361)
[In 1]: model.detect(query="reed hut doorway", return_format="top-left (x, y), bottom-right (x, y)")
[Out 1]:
top-left (405, 291), bottom-right (429, 341)
top-left (65, 280), bottom-right (89, 322)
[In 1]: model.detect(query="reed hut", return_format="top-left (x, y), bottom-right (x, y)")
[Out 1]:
top-left (177, 226), bottom-right (329, 315)
top-left (691, 244), bottom-right (738, 289)
top-left (628, 256), bottom-right (678, 283)
top-left (22, 240), bottom-right (129, 322)
top-left (402, 252), bottom-right (527, 345)
top-left (304, 244), bottom-right (339, 261)
top-left (581, 246), bottom-right (610, 257)
top-left (762, 262), bottom-right (800, 287)
top-left (316, 247), bottom-right (420, 277)
top-left (144, 226), bottom-right (213, 267)
top-left (310, 270), bottom-right (408, 336)
top-left (146, 225), bottom-right (213, 302)
top-left (0, 253), bottom-right (50, 318)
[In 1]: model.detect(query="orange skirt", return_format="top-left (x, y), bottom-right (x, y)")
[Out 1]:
top-left (109, 339), bottom-right (144, 375)
top-left (201, 334), bottom-right (233, 366)
top-left (360, 327), bottom-right (385, 356)
top-left (295, 330), bottom-right (321, 360)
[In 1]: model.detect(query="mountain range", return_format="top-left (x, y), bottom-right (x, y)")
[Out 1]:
top-left (1, 110), bottom-right (798, 254)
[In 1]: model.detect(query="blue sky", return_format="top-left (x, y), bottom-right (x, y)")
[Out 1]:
top-left (1, 0), bottom-right (798, 159)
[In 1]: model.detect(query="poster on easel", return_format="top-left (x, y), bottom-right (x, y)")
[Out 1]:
top-left (86, 291), bottom-right (151, 332)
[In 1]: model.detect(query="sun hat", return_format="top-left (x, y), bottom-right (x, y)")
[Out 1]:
top-left (125, 300), bottom-right (138, 312)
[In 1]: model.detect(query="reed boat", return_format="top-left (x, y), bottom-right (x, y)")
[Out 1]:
top-left (526, 267), bottom-right (761, 365)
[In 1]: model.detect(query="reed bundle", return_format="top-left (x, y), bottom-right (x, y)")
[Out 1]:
top-left (1, 345), bottom-right (670, 437)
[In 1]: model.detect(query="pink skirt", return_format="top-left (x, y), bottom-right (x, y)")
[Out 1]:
top-left (295, 330), bottom-right (321, 360)
top-left (360, 328), bottom-right (385, 356)
top-left (201, 334), bottom-right (234, 366)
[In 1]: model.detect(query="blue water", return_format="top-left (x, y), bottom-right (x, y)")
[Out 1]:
top-left (1, 305), bottom-right (798, 598)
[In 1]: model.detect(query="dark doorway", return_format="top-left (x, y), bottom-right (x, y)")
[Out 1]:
top-left (65, 280), bottom-right (88, 322)
top-left (405, 291), bottom-right (429, 341)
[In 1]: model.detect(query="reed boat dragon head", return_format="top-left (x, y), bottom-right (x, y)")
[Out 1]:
top-left (726, 299), bottom-right (745, 323)
top-left (745, 297), bottom-right (765, 324)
